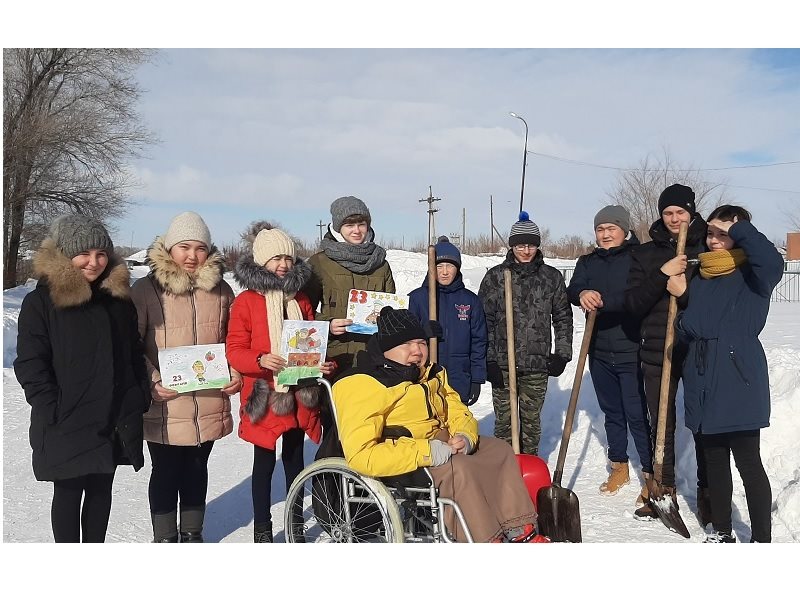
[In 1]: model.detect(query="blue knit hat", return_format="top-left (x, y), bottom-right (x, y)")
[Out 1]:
top-left (434, 235), bottom-right (461, 269)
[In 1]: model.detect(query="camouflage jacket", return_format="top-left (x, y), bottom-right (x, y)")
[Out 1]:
top-left (478, 250), bottom-right (573, 373)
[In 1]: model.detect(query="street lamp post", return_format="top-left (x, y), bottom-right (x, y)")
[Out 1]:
top-left (509, 111), bottom-right (529, 213)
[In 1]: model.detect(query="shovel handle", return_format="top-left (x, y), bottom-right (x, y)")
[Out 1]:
top-left (427, 245), bottom-right (438, 364)
top-left (552, 309), bottom-right (597, 485)
top-left (653, 221), bottom-right (688, 484)
top-left (504, 269), bottom-right (521, 455)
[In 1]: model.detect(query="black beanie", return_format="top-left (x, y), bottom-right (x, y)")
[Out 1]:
top-left (376, 307), bottom-right (426, 352)
top-left (658, 183), bottom-right (696, 215)
top-left (508, 211), bottom-right (541, 248)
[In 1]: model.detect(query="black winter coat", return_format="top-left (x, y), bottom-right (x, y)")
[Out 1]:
top-left (478, 250), bottom-right (573, 373)
top-left (14, 239), bottom-right (149, 482)
top-left (624, 216), bottom-right (707, 366)
top-left (678, 220), bottom-right (783, 435)
top-left (567, 234), bottom-right (641, 364)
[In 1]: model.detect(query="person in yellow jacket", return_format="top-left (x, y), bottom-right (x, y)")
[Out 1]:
top-left (333, 307), bottom-right (547, 543)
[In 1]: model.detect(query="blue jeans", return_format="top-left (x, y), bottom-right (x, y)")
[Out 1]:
top-left (589, 357), bottom-right (653, 472)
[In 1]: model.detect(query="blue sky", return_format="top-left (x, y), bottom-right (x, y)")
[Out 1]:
top-left (108, 48), bottom-right (799, 249)
top-left (4, 4), bottom-right (799, 250)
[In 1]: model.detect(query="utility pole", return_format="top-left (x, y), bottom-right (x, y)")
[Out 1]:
top-left (419, 186), bottom-right (441, 245)
top-left (316, 220), bottom-right (326, 244)
top-left (462, 207), bottom-right (466, 251)
top-left (490, 195), bottom-right (494, 252)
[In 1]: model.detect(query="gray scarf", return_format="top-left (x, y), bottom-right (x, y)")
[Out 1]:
top-left (320, 226), bottom-right (387, 274)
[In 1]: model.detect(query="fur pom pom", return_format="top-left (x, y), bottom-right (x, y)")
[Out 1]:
top-left (296, 385), bottom-right (320, 409)
top-left (519, 211), bottom-right (529, 221)
top-left (269, 391), bottom-right (296, 416)
top-left (244, 379), bottom-right (270, 423)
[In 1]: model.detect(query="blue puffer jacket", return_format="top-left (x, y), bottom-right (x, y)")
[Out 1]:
top-left (567, 234), bottom-right (641, 364)
top-left (408, 273), bottom-right (487, 403)
top-left (677, 220), bottom-right (784, 435)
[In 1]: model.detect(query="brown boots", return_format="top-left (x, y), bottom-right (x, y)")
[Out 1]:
top-left (600, 461), bottom-right (630, 495)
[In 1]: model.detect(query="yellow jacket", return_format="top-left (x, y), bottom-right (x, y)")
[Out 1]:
top-left (332, 353), bottom-right (478, 478)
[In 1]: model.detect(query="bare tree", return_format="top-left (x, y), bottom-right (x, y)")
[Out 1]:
top-left (781, 202), bottom-right (800, 231)
top-left (605, 149), bottom-right (732, 242)
top-left (3, 48), bottom-right (156, 288)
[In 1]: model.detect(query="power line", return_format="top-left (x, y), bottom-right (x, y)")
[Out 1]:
top-left (526, 150), bottom-right (800, 194)
top-left (527, 150), bottom-right (800, 172)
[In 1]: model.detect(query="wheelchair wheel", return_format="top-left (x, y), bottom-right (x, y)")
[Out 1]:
top-left (284, 458), bottom-right (405, 543)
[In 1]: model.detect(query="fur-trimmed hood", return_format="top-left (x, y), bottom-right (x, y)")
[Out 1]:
top-left (233, 254), bottom-right (311, 295)
top-left (145, 236), bottom-right (224, 295)
top-left (33, 238), bottom-right (130, 309)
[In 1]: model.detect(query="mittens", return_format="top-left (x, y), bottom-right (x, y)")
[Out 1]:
top-left (486, 361), bottom-right (505, 389)
top-left (547, 354), bottom-right (569, 377)
top-left (466, 382), bottom-right (482, 406)
top-left (429, 439), bottom-right (454, 466)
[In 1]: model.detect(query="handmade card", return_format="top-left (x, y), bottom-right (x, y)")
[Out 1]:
top-left (276, 320), bottom-right (329, 386)
top-left (158, 343), bottom-right (231, 393)
top-left (345, 289), bottom-right (408, 335)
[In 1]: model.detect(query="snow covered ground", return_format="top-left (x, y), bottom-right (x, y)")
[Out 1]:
top-left (3, 249), bottom-right (799, 545)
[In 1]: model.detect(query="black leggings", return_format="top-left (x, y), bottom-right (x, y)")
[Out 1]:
top-left (51, 472), bottom-right (115, 543)
top-left (252, 429), bottom-right (305, 525)
top-left (701, 429), bottom-right (771, 542)
top-left (147, 441), bottom-right (215, 514)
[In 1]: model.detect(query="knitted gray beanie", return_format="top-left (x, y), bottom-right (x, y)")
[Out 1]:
top-left (593, 205), bottom-right (630, 233)
top-left (49, 214), bottom-right (114, 258)
top-left (330, 196), bottom-right (371, 232)
top-left (164, 211), bottom-right (212, 251)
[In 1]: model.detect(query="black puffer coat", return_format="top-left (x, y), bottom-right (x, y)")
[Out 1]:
top-left (14, 239), bottom-right (149, 482)
top-left (567, 234), bottom-right (641, 364)
top-left (624, 216), bottom-right (707, 366)
top-left (478, 250), bottom-right (573, 373)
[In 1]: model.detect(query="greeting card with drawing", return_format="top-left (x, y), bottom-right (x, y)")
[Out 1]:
top-left (158, 343), bottom-right (230, 393)
top-left (276, 320), bottom-right (329, 386)
top-left (345, 289), bottom-right (408, 335)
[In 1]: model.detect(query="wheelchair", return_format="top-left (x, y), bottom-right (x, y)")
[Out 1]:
top-left (284, 378), bottom-right (474, 543)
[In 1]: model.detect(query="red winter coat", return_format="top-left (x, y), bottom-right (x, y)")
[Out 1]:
top-left (226, 270), bottom-right (321, 450)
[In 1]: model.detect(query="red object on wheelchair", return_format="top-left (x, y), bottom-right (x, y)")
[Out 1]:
top-left (515, 454), bottom-right (552, 510)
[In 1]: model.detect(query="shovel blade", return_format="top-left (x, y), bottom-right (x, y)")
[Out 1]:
top-left (535, 484), bottom-right (582, 543)
top-left (515, 454), bottom-right (552, 510)
top-left (646, 480), bottom-right (691, 539)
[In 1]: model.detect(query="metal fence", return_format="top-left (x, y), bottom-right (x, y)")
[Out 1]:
top-left (556, 264), bottom-right (800, 302)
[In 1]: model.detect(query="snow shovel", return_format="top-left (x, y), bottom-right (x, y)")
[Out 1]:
top-left (504, 269), bottom-right (552, 508)
top-left (645, 221), bottom-right (691, 539)
top-left (535, 309), bottom-right (597, 543)
top-left (427, 244), bottom-right (438, 363)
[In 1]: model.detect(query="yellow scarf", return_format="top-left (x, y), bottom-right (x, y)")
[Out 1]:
top-left (698, 248), bottom-right (747, 278)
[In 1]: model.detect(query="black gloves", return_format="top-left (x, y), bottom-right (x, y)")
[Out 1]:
top-left (486, 361), bottom-right (505, 389)
top-left (547, 354), bottom-right (569, 377)
top-left (423, 320), bottom-right (443, 340)
top-left (466, 382), bottom-right (482, 406)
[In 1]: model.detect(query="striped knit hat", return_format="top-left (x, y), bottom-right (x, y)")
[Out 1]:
top-left (508, 211), bottom-right (541, 247)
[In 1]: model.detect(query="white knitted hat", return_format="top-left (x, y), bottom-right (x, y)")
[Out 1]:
top-left (164, 212), bottom-right (212, 251)
top-left (253, 228), bottom-right (295, 266)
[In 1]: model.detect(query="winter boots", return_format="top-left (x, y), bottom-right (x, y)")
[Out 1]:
top-left (254, 521), bottom-right (273, 543)
top-left (179, 505), bottom-right (205, 543)
top-left (697, 487), bottom-right (713, 527)
top-left (600, 461), bottom-right (630, 495)
top-left (152, 510), bottom-right (179, 543)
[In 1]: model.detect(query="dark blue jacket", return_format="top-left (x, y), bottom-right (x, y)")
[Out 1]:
top-left (567, 235), bottom-right (641, 364)
top-left (677, 220), bottom-right (784, 435)
top-left (408, 273), bottom-right (487, 403)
